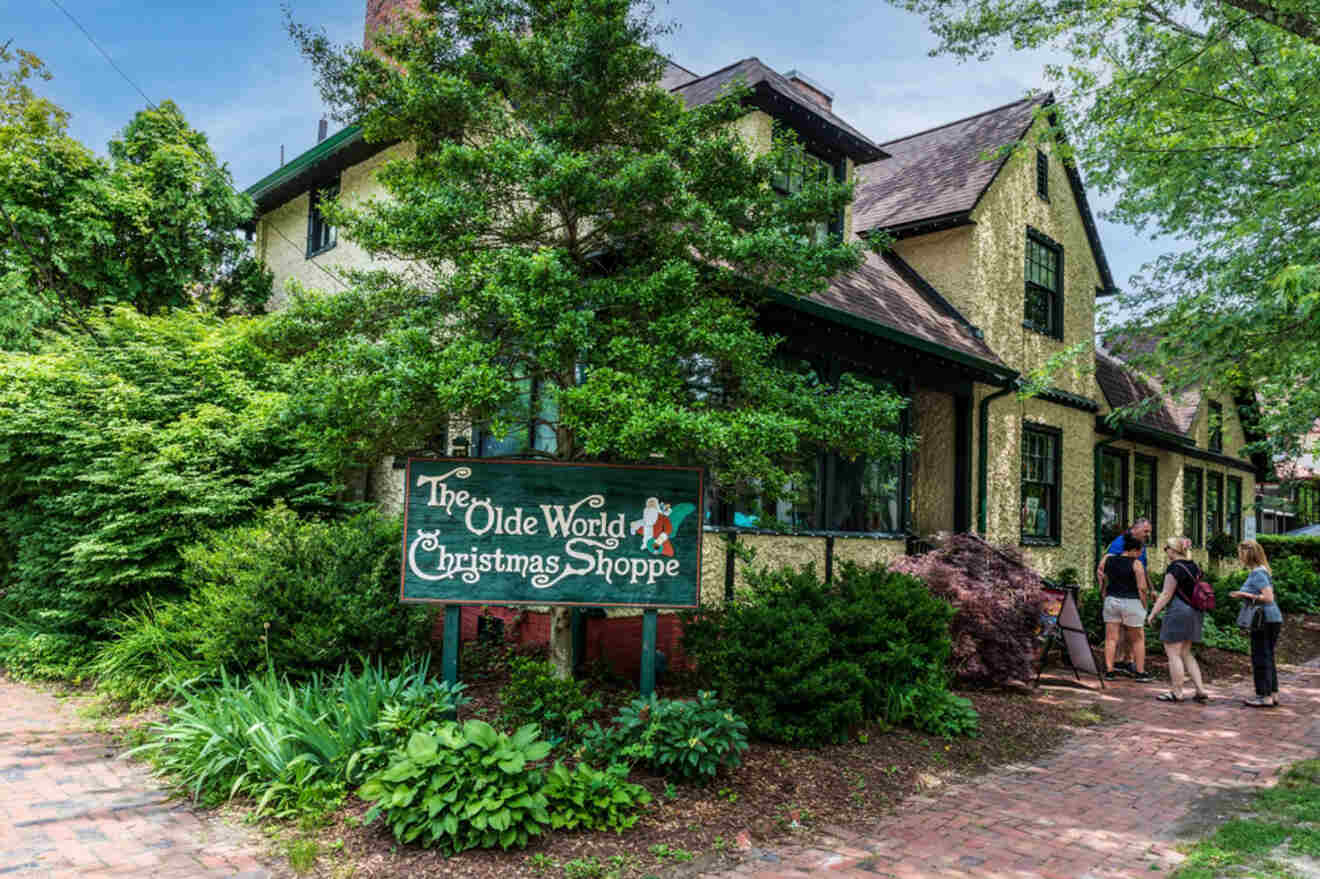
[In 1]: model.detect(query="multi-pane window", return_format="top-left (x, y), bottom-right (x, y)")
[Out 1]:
top-left (1024, 229), bottom-right (1063, 339)
top-left (306, 179), bottom-right (339, 258)
top-left (1299, 482), bottom-right (1320, 527)
top-left (772, 149), bottom-right (839, 243)
top-left (1036, 149), bottom-right (1049, 201)
top-left (1022, 424), bottom-right (1062, 542)
top-left (1099, 449), bottom-right (1128, 547)
top-left (1227, 477), bottom-right (1243, 542)
top-left (1208, 401), bottom-right (1223, 453)
top-left (1184, 467), bottom-right (1203, 547)
top-left (475, 376), bottom-right (560, 456)
top-left (1133, 455), bottom-right (1158, 544)
top-left (1206, 472), bottom-right (1224, 540)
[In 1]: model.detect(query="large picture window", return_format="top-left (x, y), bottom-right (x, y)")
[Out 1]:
top-left (1184, 467), bottom-right (1203, 548)
top-left (1024, 228), bottom-right (1063, 339)
top-left (1227, 476), bottom-right (1243, 542)
top-left (1206, 471), bottom-right (1224, 542)
top-left (1099, 449), bottom-right (1128, 547)
top-left (1022, 424), bottom-right (1062, 543)
top-left (1133, 454), bottom-right (1158, 544)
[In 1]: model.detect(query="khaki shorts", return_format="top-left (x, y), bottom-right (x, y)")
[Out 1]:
top-left (1103, 596), bottom-right (1147, 627)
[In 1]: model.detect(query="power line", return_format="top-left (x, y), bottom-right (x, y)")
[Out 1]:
top-left (45, 0), bottom-right (157, 110)
top-left (44, 0), bottom-right (350, 292)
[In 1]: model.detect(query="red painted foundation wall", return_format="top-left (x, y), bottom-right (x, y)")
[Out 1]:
top-left (431, 607), bottom-right (690, 681)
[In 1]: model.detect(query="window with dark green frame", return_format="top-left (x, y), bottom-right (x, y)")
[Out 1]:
top-left (1206, 471), bottom-right (1224, 542)
top-left (1099, 448), bottom-right (1128, 547)
top-left (1227, 476), bottom-right (1243, 542)
top-left (1024, 228), bottom-right (1063, 339)
top-left (1208, 401), bottom-right (1223, 453)
top-left (1022, 424), bottom-right (1062, 543)
top-left (771, 147), bottom-right (843, 244)
top-left (1133, 454), bottom-right (1158, 544)
top-left (1036, 149), bottom-right (1049, 201)
top-left (1184, 467), bottom-right (1203, 547)
top-left (306, 178), bottom-right (339, 258)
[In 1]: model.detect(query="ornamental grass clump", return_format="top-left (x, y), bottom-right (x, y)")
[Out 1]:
top-left (891, 534), bottom-right (1047, 686)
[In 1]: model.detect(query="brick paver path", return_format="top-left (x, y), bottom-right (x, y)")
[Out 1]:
top-left (0, 677), bottom-right (274, 879)
top-left (708, 660), bottom-right (1320, 879)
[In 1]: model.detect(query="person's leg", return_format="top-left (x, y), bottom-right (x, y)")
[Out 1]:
top-left (1164, 641), bottom-right (1185, 696)
top-left (1104, 621), bottom-right (1121, 672)
top-left (1264, 622), bottom-right (1281, 702)
top-left (1250, 627), bottom-right (1271, 698)
top-left (1129, 624), bottom-right (1147, 674)
top-left (1182, 642), bottom-right (1207, 697)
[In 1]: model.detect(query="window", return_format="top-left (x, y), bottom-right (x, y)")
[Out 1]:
top-left (1227, 477), bottom-right (1243, 542)
top-left (306, 178), bottom-right (339, 258)
top-left (1133, 454), bottom-right (1158, 544)
top-left (1183, 467), bottom-right (1203, 547)
top-left (1099, 449), bottom-right (1128, 547)
top-left (1036, 149), bottom-right (1049, 201)
top-left (1024, 228), bottom-right (1063, 339)
top-left (1021, 424), bottom-right (1062, 543)
top-left (1208, 401), bottom-right (1223, 453)
top-left (1206, 471), bottom-right (1223, 541)
top-left (1300, 482), bottom-right (1320, 527)
top-left (474, 375), bottom-right (560, 457)
top-left (772, 147), bottom-right (843, 243)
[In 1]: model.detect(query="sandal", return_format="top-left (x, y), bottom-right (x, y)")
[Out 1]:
top-left (1192, 693), bottom-right (1210, 703)
top-left (1156, 691), bottom-right (1182, 702)
top-left (1244, 697), bottom-right (1274, 708)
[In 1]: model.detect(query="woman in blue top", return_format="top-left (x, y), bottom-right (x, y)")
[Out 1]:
top-left (1229, 540), bottom-right (1283, 708)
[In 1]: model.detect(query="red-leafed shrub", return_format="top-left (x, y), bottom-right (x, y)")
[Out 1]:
top-left (891, 533), bottom-right (1047, 686)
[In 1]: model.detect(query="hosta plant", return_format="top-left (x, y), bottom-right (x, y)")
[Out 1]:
top-left (358, 721), bottom-right (554, 852)
top-left (582, 692), bottom-right (748, 784)
top-left (540, 762), bottom-right (652, 832)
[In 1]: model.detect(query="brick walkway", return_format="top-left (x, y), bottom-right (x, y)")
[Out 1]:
top-left (0, 677), bottom-right (274, 879)
top-left (707, 660), bottom-right (1320, 879)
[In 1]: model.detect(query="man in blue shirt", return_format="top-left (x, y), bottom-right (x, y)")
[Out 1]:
top-left (1096, 517), bottom-right (1152, 675)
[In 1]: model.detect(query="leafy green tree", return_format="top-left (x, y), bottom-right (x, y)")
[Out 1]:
top-left (889, 0), bottom-right (1320, 453)
top-left (0, 46), bottom-right (270, 350)
top-left (279, 0), bottom-right (907, 673)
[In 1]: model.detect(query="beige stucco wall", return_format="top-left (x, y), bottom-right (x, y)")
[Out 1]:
top-left (912, 388), bottom-right (955, 536)
top-left (897, 123), bottom-right (1100, 398)
top-left (255, 143), bottom-right (417, 307)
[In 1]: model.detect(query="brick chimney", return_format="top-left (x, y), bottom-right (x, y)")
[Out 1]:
top-left (783, 69), bottom-right (834, 112)
top-left (365, 0), bottom-right (422, 49)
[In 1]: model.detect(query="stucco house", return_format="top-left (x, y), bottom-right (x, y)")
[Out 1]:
top-left (243, 2), bottom-right (1261, 664)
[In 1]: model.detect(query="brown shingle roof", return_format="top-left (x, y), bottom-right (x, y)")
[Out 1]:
top-left (1095, 348), bottom-right (1197, 437)
top-left (670, 58), bottom-right (885, 162)
top-left (853, 96), bottom-right (1045, 233)
top-left (806, 250), bottom-right (1007, 370)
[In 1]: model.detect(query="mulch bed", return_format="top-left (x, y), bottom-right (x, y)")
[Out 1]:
top-left (283, 650), bottom-right (1111, 879)
top-left (1141, 612), bottom-right (1320, 684)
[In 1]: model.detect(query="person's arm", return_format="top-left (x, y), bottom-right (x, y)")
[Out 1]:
top-left (1096, 552), bottom-right (1113, 586)
top-left (1229, 569), bottom-right (1275, 604)
top-left (1149, 572), bottom-right (1178, 620)
top-left (1134, 560), bottom-right (1149, 607)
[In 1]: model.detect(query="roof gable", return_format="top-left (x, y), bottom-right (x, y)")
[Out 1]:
top-left (853, 95), bottom-right (1116, 294)
top-left (1095, 347), bottom-right (1199, 438)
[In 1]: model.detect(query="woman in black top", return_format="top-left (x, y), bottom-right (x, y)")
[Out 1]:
top-left (1101, 534), bottom-right (1152, 681)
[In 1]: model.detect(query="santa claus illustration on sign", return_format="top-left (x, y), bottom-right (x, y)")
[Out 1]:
top-left (630, 497), bottom-right (695, 557)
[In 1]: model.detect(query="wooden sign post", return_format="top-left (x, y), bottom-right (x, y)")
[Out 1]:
top-left (400, 459), bottom-right (704, 694)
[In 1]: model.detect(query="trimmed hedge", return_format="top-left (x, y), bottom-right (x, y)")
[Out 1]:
top-left (1258, 535), bottom-right (1320, 568)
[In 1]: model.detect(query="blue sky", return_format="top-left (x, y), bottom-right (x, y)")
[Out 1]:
top-left (12, 0), bottom-right (1179, 292)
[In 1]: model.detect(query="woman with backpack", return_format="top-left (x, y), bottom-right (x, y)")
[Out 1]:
top-left (1147, 536), bottom-right (1210, 703)
top-left (1229, 540), bottom-right (1282, 708)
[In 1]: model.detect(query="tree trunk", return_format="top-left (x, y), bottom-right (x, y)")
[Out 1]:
top-left (548, 606), bottom-right (573, 680)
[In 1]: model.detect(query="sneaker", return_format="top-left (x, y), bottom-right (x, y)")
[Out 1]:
top-left (1103, 670), bottom-right (1121, 680)
top-left (1115, 661), bottom-right (1136, 675)
top-left (1132, 672), bottom-right (1154, 683)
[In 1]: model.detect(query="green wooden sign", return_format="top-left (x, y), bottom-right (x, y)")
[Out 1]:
top-left (400, 459), bottom-right (704, 608)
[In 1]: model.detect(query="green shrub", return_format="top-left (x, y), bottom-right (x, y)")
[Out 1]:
top-left (1201, 616), bottom-right (1250, 653)
top-left (1270, 555), bottom-right (1320, 614)
top-left (540, 762), bottom-right (652, 832)
top-left (0, 620), bottom-right (97, 681)
top-left (98, 505), bottom-right (431, 692)
top-left (582, 692), bottom-right (749, 784)
top-left (128, 657), bottom-right (466, 816)
top-left (358, 721), bottom-right (555, 852)
top-left (0, 309), bottom-right (345, 653)
top-left (1258, 535), bottom-right (1320, 569)
top-left (681, 562), bottom-right (956, 745)
top-left (499, 656), bottom-right (603, 746)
